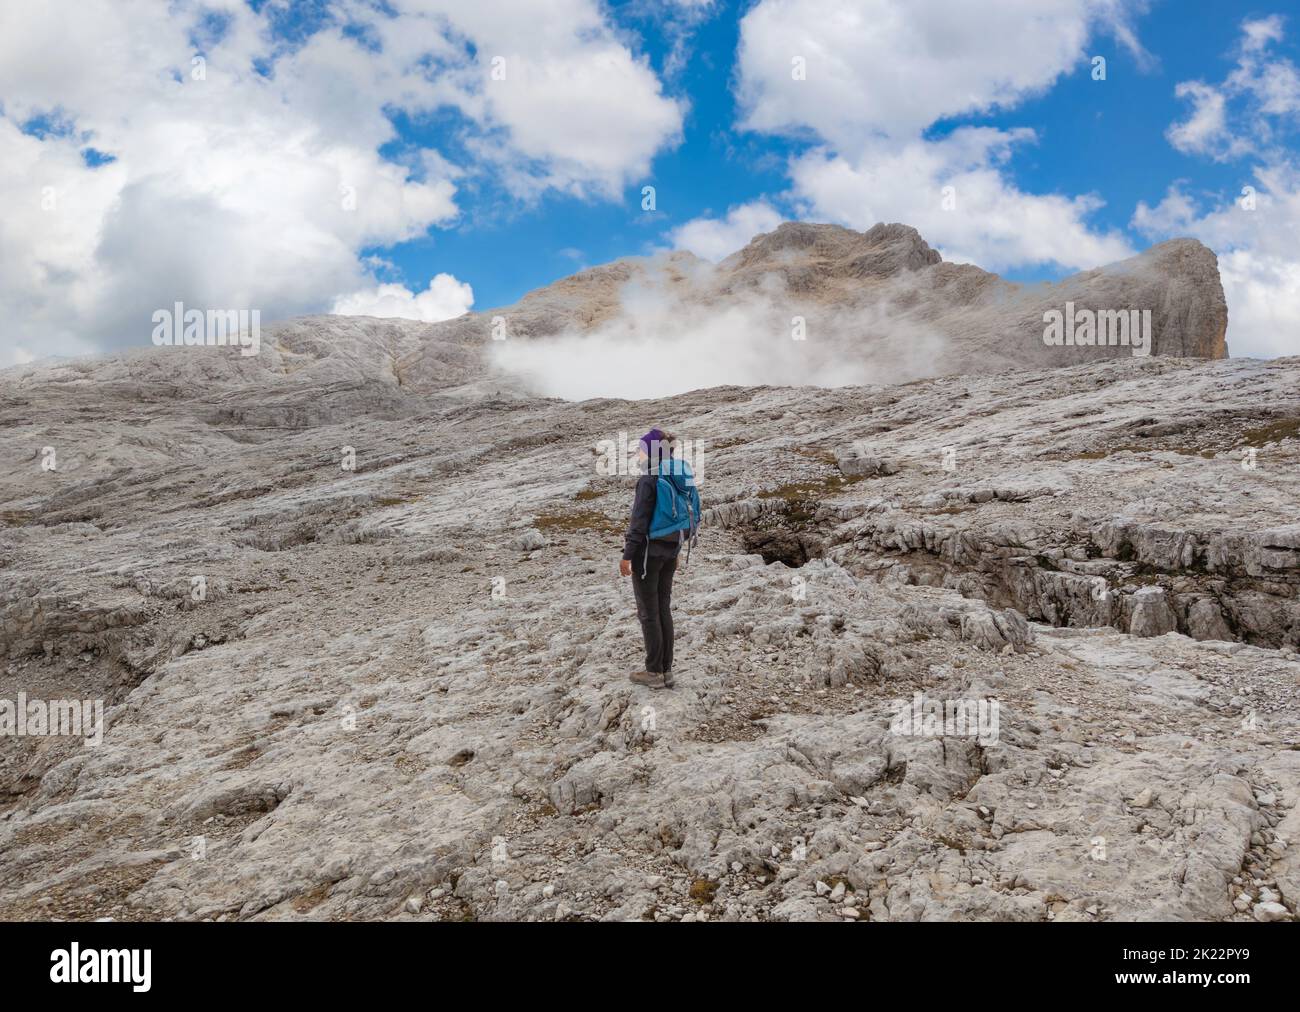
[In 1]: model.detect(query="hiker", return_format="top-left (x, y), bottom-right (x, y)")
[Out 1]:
top-left (620, 428), bottom-right (701, 689)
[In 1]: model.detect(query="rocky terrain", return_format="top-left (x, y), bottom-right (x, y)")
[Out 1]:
top-left (1, 343), bottom-right (1296, 921)
top-left (0, 223), bottom-right (1294, 924)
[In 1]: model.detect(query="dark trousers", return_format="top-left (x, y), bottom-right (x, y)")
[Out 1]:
top-left (632, 555), bottom-right (677, 673)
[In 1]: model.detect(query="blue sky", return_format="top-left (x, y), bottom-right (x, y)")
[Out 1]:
top-left (2, 0), bottom-right (1298, 365)
top-left (372, 0), bottom-right (1298, 309)
top-left (374, 1), bottom-right (783, 307)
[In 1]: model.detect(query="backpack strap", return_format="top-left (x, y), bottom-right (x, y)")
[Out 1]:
top-left (683, 487), bottom-right (699, 567)
top-left (642, 469), bottom-right (655, 578)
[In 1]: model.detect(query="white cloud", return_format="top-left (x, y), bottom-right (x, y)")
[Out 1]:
top-left (1215, 249), bottom-right (1300, 360)
top-left (646, 0), bottom-right (720, 79)
top-left (736, 0), bottom-right (1147, 153)
top-left (489, 283), bottom-right (945, 400)
top-left (1167, 14), bottom-right (1300, 160)
top-left (332, 274), bottom-right (474, 321)
top-left (0, 0), bottom-right (682, 366)
top-left (731, 0), bottom-right (1145, 274)
top-left (670, 134), bottom-right (1137, 275)
top-left (1166, 82), bottom-right (1233, 157)
top-left (375, 0), bottom-right (683, 199)
top-left (790, 129), bottom-right (1134, 272)
top-left (669, 201), bottom-right (785, 261)
top-left (1242, 14), bottom-right (1286, 53)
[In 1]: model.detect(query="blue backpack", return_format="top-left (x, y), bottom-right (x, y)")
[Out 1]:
top-left (648, 457), bottom-right (701, 554)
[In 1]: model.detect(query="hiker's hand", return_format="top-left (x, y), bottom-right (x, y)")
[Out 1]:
top-left (620, 559), bottom-right (632, 577)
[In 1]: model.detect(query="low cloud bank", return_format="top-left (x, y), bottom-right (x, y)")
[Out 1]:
top-left (332, 274), bottom-right (474, 322)
top-left (488, 279), bottom-right (947, 400)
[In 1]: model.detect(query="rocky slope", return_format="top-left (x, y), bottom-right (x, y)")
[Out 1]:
top-left (1, 334), bottom-right (1297, 922)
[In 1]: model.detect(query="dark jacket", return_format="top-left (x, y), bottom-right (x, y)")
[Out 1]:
top-left (622, 473), bottom-right (683, 564)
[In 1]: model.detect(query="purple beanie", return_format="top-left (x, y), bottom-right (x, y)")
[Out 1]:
top-left (638, 428), bottom-right (668, 455)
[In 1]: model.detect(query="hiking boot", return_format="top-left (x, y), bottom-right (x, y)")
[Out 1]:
top-left (662, 670), bottom-right (675, 688)
top-left (629, 670), bottom-right (665, 689)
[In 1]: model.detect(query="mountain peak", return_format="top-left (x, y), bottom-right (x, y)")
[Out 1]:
top-left (722, 221), bottom-right (942, 276)
top-left (718, 222), bottom-right (944, 299)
